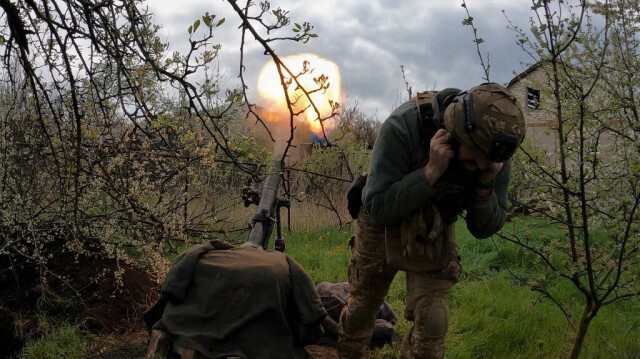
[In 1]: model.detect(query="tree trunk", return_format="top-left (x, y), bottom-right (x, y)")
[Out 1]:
top-left (568, 307), bottom-right (595, 359)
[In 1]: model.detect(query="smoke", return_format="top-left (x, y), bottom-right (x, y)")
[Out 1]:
top-left (251, 105), bottom-right (314, 159)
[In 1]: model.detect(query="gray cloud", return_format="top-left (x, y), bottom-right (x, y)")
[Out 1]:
top-left (150, 0), bottom-right (535, 118)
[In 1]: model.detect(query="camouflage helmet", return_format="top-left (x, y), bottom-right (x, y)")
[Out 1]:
top-left (443, 82), bottom-right (525, 162)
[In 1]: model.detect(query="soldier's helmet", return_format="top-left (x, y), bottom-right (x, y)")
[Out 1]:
top-left (443, 82), bottom-right (526, 162)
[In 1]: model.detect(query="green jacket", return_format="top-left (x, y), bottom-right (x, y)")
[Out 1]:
top-left (151, 242), bottom-right (327, 359)
top-left (362, 89), bottom-right (511, 239)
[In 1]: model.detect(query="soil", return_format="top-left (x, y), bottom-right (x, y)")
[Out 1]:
top-left (0, 247), bottom-right (157, 359)
top-left (86, 332), bottom-right (344, 359)
top-left (87, 332), bottom-right (377, 359)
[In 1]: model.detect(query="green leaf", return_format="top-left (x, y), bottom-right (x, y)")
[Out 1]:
top-left (193, 19), bottom-right (201, 32)
top-left (203, 14), bottom-right (211, 27)
top-left (188, 25), bottom-right (193, 35)
top-left (217, 18), bottom-right (225, 27)
top-left (295, 23), bottom-right (301, 29)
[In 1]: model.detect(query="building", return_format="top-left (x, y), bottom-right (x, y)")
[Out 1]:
top-left (507, 60), bottom-right (616, 163)
top-left (506, 61), bottom-right (558, 157)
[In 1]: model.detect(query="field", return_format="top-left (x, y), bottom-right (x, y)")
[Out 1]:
top-left (285, 215), bottom-right (640, 359)
top-left (15, 211), bottom-right (640, 359)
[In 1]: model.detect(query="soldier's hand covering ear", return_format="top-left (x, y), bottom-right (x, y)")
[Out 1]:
top-left (424, 129), bottom-right (456, 185)
top-left (477, 162), bottom-right (503, 187)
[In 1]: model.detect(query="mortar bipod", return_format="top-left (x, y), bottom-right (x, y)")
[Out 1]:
top-left (274, 198), bottom-right (290, 252)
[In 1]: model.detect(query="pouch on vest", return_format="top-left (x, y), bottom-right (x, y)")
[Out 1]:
top-left (347, 172), bottom-right (368, 219)
top-left (384, 204), bottom-right (455, 272)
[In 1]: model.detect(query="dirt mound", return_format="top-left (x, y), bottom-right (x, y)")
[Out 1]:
top-left (0, 249), bottom-right (157, 358)
top-left (59, 255), bottom-right (157, 332)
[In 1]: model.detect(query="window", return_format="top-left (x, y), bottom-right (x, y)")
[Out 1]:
top-left (527, 87), bottom-right (540, 109)
top-left (587, 136), bottom-right (600, 156)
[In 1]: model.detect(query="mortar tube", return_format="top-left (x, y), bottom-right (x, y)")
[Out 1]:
top-left (243, 158), bottom-right (282, 249)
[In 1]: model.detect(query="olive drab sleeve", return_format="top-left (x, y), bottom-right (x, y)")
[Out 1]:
top-left (362, 101), bottom-right (438, 227)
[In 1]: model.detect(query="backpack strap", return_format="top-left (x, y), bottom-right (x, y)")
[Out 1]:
top-left (412, 91), bottom-right (438, 150)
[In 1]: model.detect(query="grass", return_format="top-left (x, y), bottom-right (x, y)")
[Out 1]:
top-left (283, 213), bottom-right (640, 359)
top-left (447, 274), bottom-right (569, 359)
top-left (18, 323), bottom-right (92, 359)
top-left (285, 227), bottom-right (352, 284)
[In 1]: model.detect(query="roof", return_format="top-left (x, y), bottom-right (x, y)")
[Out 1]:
top-left (507, 61), bottom-right (544, 88)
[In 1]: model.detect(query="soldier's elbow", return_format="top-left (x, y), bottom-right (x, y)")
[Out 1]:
top-left (471, 222), bottom-right (505, 239)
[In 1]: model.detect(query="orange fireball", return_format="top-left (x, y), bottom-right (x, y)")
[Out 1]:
top-left (257, 53), bottom-right (342, 135)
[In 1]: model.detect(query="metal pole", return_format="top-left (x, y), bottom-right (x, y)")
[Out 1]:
top-left (243, 158), bottom-right (282, 249)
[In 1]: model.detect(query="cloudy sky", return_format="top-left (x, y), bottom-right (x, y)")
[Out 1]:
top-left (148, 0), bottom-right (535, 119)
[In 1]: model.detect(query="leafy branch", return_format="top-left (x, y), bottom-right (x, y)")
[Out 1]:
top-left (461, 0), bottom-right (490, 82)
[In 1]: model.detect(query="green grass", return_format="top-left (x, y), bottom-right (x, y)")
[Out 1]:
top-left (448, 274), bottom-right (569, 359)
top-left (285, 227), bottom-right (352, 284)
top-left (19, 323), bottom-right (91, 359)
top-left (21, 216), bottom-right (638, 359)
top-left (283, 217), bottom-right (640, 359)
top-left (446, 273), bottom-right (640, 359)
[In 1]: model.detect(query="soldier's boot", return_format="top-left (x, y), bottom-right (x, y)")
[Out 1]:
top-left (145, 329), bottom-right (171, 359)
top-left (180, 349), bottom-right (196, 359)
top-left (181, 348), bottom-right (208, 359)
top-left (181, 348), bottom-right (243, 359)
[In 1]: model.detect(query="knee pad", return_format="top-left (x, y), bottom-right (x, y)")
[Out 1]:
top-left (416, 296), bottom-right (448, 339)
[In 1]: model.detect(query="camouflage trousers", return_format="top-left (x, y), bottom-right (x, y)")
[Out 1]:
top-left (337, 209), bottom-right (461, 359)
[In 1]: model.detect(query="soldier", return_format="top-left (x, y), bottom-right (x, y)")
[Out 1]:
top-left (316, 281), bottom-right (397, 348)
top-left (338, 83), bottom-right (526, 359)
top-left (144, 239), bottom-right (327, 359)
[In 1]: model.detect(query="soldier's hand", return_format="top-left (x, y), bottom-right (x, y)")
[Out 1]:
top-left (423, 129), bottom-right (455, 185)
top-left (474, 162), bottom-right (503, 202)
top-left (477, 161), bottom-right (503, 185)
